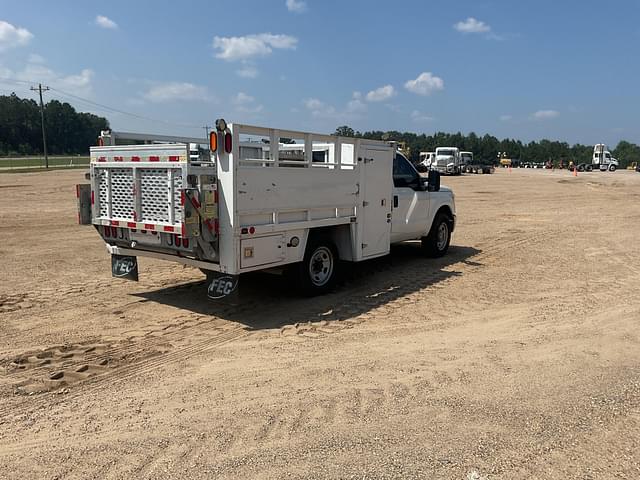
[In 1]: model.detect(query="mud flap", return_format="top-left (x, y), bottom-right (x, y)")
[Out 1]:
top-left (206, 272), bottom-right (239, 301)
top-left (111, 254), bottom-right (139, 281)
top-left (76, 184), bottom-right (91, 225)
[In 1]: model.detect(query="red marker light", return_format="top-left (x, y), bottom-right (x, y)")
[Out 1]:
top-left (224, 132), bottom-right (232, 153)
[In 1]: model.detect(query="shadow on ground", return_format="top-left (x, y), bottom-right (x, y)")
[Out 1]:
top-left (135, 244), bottom-right (482, 330)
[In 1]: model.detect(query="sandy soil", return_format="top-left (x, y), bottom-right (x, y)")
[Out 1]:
top-left (0, 168), bottom-right (639, 479)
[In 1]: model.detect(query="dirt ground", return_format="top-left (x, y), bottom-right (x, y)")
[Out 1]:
top-left (0, 167), bottom-right (639, 479)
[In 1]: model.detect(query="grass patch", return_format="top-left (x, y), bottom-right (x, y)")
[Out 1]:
top-left (0, 156), bottom-right (90, 170)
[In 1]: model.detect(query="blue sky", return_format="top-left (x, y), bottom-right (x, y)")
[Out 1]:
top-left (1, 0), bottom-right (639, 146)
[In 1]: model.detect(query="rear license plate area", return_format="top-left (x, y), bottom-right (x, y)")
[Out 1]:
top-left (130, 230), bottom-right (162, 245)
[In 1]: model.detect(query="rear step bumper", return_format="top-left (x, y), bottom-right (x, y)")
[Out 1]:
top-left (106, 245), bottom-right (222, 273)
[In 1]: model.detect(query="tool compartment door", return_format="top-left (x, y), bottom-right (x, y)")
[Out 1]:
top-left (359, 147), bottom-right (392, 259)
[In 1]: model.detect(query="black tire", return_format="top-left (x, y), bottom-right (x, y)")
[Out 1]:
top-left (586, 164), bottom-right (593, 172)
top-left (609, 164), bottom-right (616, 172)
top-left (294, 237), bottom-right (339, 295)
top-left (422, 214), bottom-right (452, 258)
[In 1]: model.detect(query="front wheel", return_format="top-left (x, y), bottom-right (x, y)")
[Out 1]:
top-left (609, 165), bottom-right (616, 172)
top-left (422, 214), bottom-right (452, 258)
top-left (294, 238), bottom-right (339, 295)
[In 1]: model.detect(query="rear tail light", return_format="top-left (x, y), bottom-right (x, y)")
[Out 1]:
top-left (209, 131), bottom-right (218, 152)
top-left (224, 133), bottom-right (232, 153)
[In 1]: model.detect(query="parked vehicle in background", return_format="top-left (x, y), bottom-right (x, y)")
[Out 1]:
top-left (460, 151), bottom-right (473, 173)
top-left (434, 147), bottom-right (461, 175)
top-left (80, 121), bottom-right (456, 298)
top-left (417, 152), bottom-right (435, 172)
top-left (465, 161), bottom-right (495, 174)
top-left (592, 144), bottom-right (619, 171)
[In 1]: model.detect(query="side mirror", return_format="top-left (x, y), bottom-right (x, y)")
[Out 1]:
top-left (427, 170), bottom-right (440, 192)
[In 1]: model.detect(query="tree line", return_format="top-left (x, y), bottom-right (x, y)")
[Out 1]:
top-left (0, 93), bottom-right (109, 156)
top-left (334, 126), bottom-right (640, 168)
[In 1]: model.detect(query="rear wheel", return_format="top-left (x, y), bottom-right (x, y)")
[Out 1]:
top-left (294, 237), bottom-right (339, 295)
top-left (422, 214), bottom-right (452, 258)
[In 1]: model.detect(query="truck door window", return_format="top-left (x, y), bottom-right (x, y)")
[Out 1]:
top-left (393, 154), bottom-right (419, 188)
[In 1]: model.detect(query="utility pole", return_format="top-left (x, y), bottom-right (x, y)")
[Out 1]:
top-left (203, 125), bottom-right (212, 139)
top-left (30, 84), bottom-right (50, 169)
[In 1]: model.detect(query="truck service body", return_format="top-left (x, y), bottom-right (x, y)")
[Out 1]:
top-left (84, 121), bottom-right (456, 296)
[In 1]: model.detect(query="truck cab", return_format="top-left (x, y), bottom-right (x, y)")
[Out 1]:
top-left (593, 144), bottom-right (619, 171)
top-left (460, 151), bottom-right (473, 173)
top-left (392, 152), bottom-right (455, 246)
top-left (434, 147), bottom-right (461, 175)
top-left (417, 152), bottom-right (435, 172)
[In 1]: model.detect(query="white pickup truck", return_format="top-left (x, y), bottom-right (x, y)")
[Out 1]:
top-left (81, 120), bottom-right (456, 297)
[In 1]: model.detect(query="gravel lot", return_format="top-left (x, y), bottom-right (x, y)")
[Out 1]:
top-left (1, 168), bottom-right (639, 479)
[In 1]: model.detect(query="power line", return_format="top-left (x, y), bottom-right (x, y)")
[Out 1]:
top-left (2, 75), bottom-right (207, 133)
top-left (48, 86), bottom-right (203, 130)
top-left (30, 84), bottom-right (50, 169)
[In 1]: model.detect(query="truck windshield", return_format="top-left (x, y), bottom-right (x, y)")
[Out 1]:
top-left (437, 150), bottom-right (456, 156)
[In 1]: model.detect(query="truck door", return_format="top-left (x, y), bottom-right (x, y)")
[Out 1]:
top-left (391, 154), bottom-right (430, 242)
top-left (360, 147), bottom-right (392, 259)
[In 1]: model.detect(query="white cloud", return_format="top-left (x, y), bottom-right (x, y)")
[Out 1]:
top-left (0, 20), bottom-right (33, 51)
top-left (303, 97), bottom-right (339, 119)
top-left (9, 61), bottom-right (94, 97)
top-left (232, 92), bottom-right (263, 114)
top-left (213, 33), bottom-right (297, 61)
top-left (95, 15), bottom-right (118, 30)
top-left (346, 91), bottom-right (366, 113)
top-left (454, 17), bottom-right (491, 34)
top-left (366, 85), bottom-right (396, 102)
top-left (286, 0), bottom-right (307, 13)
top-left (303, 94), bottom-right (367, 120)
top-left (500, 114), bottom-right (512, 121)
top-left (404, 72), bottom-right (444, 96)
top-left (411, 110), bottom-right (434, 122)
top-left (237, 65), bottom-right (258, 78)
top-left (143, 82), bottom-right (212, 103)
top-left (233, 92), bottom-right (254, 105)
top-left (304, 98), bottom-right (326, 111)
top-left (532, 110), bottom-right (560, 120)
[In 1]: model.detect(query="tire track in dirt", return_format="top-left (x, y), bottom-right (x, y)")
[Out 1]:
top-left (0, 230), bottom-right (562, 423)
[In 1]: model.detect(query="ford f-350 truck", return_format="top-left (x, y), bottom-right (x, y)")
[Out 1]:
top-left (81, 120), bottom-right (456, 297)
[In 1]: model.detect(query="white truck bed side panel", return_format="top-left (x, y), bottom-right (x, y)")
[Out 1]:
top-left (236, 168), bottom-right (358, 217)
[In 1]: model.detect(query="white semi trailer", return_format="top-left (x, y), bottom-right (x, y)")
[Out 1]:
top-left (82, 120), bottom-right (456, 297)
